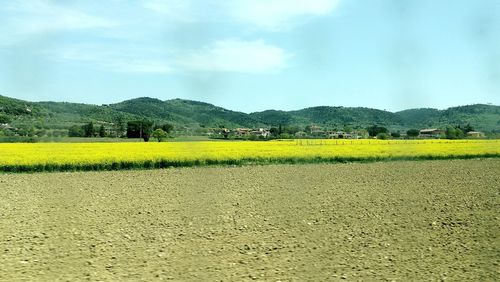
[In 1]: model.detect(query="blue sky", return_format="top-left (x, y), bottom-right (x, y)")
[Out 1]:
top-left (0, 0), bottom-right (499, 113)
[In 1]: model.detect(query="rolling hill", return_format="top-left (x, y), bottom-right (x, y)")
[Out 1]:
top-left (110, 97), bottom-right (261, 128)
top-left (1, 94), bottom-right (499, 134)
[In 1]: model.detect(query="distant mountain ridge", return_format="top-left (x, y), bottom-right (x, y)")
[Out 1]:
top-left (1, 94), bottom-right (499, 133)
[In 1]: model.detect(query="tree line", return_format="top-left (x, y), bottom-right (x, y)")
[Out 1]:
top-left (366, 124), bottom-right (477, 140)
top-left (68, 120), bottom-right (174, 142)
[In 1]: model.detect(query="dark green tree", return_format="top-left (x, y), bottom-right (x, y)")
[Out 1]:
top-left (343, 125), bottom-right (353, 134)
top-left (377, 132), bottom-right (389, 140)
top-left (127, 120), bottom-right (153, 142)
top-left (463, 123), bottom-right (474, 133)
top-left (68, 125), bottom-right (83, 137)
top-left (161, 123), bottom-right (174, 134)
top-left (18, 126), bottom-right (35, 137)
top-left (406, 129), bottom-right (420, 138)
top-left (113, 116), bottom-right (126, 138)
top-left (270, 127), bottom-right (279, 137)
top-left (367, 125), bottom-right (388, 137)
top-left (82, 122), bottom-right (95, 137)
top-left (391, 132), bottom-right (401, 138)
top-left (98, 124), bottom-right (106, 137)
top-left (154, 123), bottom-right (174, 134)
top-left (0, 114), bottom-right (11, 124)
top-left (445, 126), bottom-right (464, 139)
top-left (283, 125), bottom-right (301, 135)
top-left (305, 125), bottom-right (312, 133)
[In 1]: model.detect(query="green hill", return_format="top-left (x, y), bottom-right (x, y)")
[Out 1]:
top-left (250, 106), bottom-right (404, 130)
top-left (38, 101), bottom-right (140, 123)
top-left (292, 106), bottom-right (403, 129)
top-left (397, 104), bottom-right (500, 132)
top-left (1, 94), bottom-right (499, 136)
top-left (0, 95), bottom-right (44, 116)
top-left (111, 97), bottom-right (261, 128)
top-left (249, 110), bottom-right (300, 126)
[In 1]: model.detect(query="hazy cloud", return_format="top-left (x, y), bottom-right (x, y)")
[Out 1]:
top-left (178, 39), bottom-right (291, 73)
top-left (48, 38), bottom-right (289, 75)
top-left (0, 0), bottom-right (117, 45)
top-left (141, 0), bottom-right (193, 21)
top-left (140, 0), bottom-right (340, 30)
top-left (226, 0), bottom-right (340, 31)
top-left (54, 46), bottom-right (172, 74)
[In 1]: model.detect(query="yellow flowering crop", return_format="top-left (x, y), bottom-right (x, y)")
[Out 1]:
top-left (0, 139), bottom-right (499, 172)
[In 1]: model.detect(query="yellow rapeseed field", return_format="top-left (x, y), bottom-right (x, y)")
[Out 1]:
top-left (0, 139), bottom-right (499, 171)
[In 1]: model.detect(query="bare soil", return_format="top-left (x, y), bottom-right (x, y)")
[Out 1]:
top-left (0, 159), bottom-right (499, 281)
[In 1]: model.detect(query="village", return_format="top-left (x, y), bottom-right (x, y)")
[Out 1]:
top-left (0, 115), bottom-right (487, 141)
top-left (207, 126), bottom-right (486, 140)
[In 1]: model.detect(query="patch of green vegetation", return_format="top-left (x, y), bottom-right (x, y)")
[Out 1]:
top-left (1, 94), bottom-right (499, 139)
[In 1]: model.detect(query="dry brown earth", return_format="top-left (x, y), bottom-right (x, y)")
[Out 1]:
top-left (0, 159), bottom-right (499, 281)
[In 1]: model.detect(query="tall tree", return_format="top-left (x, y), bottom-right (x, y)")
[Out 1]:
top-left (154, 123), bottom-right (174, 134)
top-left (367, 125), bottom-right (388, 137)
top-left (98, 124), bottom-right (106, 137)
top-left (127, 120), bottom-right (153, 142)
top-left (82, 122), bottom-right (94, 137)
top-left (113, 116), bottom-right (126, 138)
top-left (445, 126), bottom-right (464, 139)
top-left (406, 129), bottom-right (420, 138)
top-left (68, 125), bottom-right (83, 137)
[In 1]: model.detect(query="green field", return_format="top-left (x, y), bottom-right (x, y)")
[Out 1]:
top-left (0, 159), bottom-right (498, 281)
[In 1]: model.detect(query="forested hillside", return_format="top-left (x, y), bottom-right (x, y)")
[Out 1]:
top-left (1, 94), bottom-right (499, 137)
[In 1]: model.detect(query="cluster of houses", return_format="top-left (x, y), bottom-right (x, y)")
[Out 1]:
top-left (208, 127), bottom-right (364, 139)
top-left (1, 120), bottom-right (487, 139)
top-left (418, 128), bottom-right (485, 138)
top-left (208, 126), bottom-right (486, 139)
top-left (233, 128), bottom-right (272, 138)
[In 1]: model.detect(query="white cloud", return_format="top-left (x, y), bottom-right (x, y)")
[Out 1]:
top-left (0, 0), bottom-right (117, 44)
top-left (141, 0), bottom-right (192, 21)
top-left (227, 0), bottom-right (340, 31)
top-left (51, 39), bottom-right (289, 74)
top-left (55, 47), bottom-right (172, 74)
top-left (46, 39), bottom-right (290, 75)
top-left (140, 0), bottom-right (340, 30)
top-left (178, 39), bottom-right (290, 73)
top-left (104, 60), bottom-right (172, 74)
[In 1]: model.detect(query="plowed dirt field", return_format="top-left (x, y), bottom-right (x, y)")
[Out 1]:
top-left (1, 159), bottom-right (498, 281)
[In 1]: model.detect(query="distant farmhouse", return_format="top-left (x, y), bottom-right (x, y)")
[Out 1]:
top-left (251, 128), bottom-right (271, 138)
top-left (466, 131), bottom-right (485, 138)
top-left (234, 128), bottom-right (251, 137)
top-left (419, 129), bottom-right (444, 138)
top-left (326, 131), bottom-right (356, 139)
top-left (235, 128), bottom-right (270, 138)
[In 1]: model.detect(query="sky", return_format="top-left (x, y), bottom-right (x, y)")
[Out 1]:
top-left (0, 0), bottom-right (499, 113)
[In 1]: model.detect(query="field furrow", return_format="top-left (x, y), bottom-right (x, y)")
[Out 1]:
top-left (0, 159), bottom-right (498, 281)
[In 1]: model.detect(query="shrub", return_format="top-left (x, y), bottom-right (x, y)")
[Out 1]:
top-left (377, 133), bottom-right (389, 140)
top-left (152, 128), bottom-right (167, 142)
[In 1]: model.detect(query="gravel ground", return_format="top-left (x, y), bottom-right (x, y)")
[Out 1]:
top-left (0, 159), bottom-right (499, 281)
